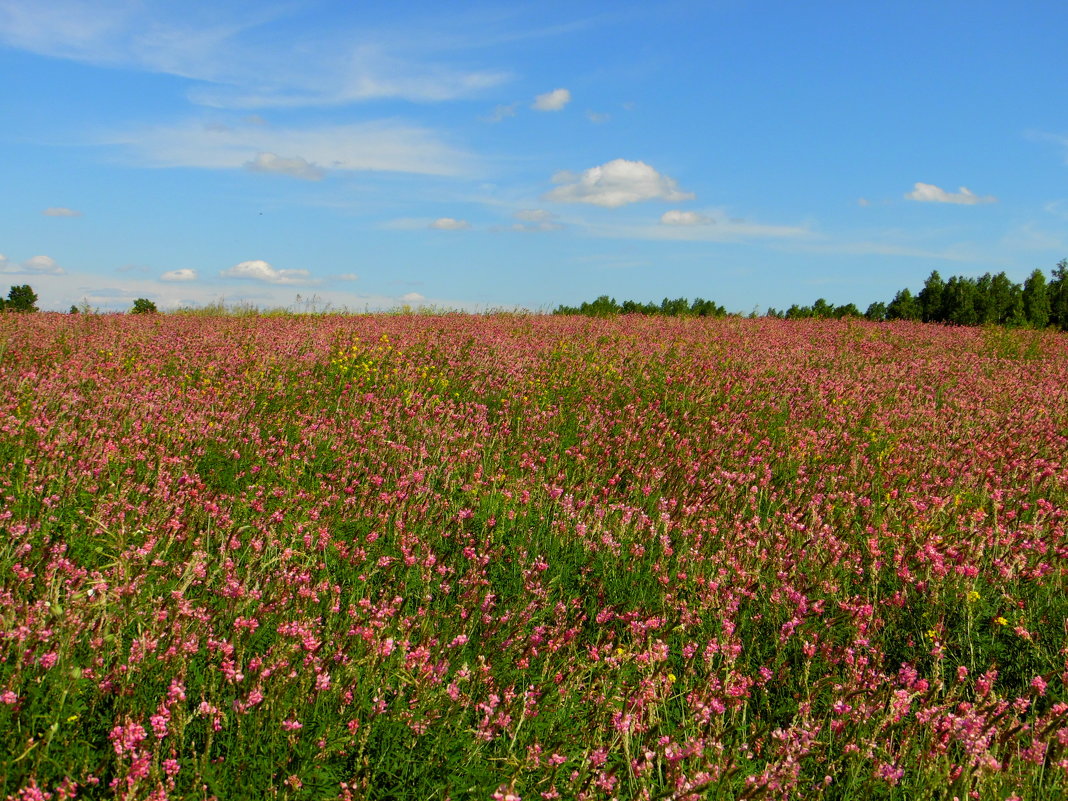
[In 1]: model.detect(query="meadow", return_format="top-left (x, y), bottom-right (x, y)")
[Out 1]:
top-left (1, 312), bottom-right (1067, 800)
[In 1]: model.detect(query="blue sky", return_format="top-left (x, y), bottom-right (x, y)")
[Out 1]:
top-left (3, 0), bottom-right (1068, 313)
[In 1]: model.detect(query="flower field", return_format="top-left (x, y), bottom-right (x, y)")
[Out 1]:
top-left (2, 312), bottom-right (1068, 800)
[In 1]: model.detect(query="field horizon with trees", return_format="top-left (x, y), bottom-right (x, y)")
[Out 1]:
top-left (554, 261), bottom-right (1068, 331)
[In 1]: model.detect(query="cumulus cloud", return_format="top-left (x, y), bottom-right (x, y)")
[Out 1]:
top-left (905, 182), bottom-right (996, 205)
top-left (0, 254), bottom-right (65, 274)
top-left (545, 159), bottom-right (694, 208)
top-left (429, 217), bottom-right (470, 230)
top-left (220, 259), bottom-right (314, 285)
top-left (661, 210), bottom-right (713, 226)
top-left (161, 268), bottom-right (198, 282)
top-left (42, 206), bottom-right (82, 217)
top-left (532, 88), bottom-right (571, 111)
top-left (400, 292), bottom-right (425, 302)
top-left (244, 152), bottom-right (325, 180)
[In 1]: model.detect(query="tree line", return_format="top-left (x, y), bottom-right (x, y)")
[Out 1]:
top-left (0, 285), bottom-right (159, 314)
top-left (553, 295), bottom-right (729, 318)
top-left (555, 260), bottom-right (1068, 330)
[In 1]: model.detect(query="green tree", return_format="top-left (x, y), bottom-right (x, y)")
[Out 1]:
top-left (864, 301), bottom-right (887, 321)
top-left (834, 303), bottom-right (861, 318)
top-left (1022, 268), bottom-right (1050, 329)
top-left (659, 297), bottom-right (689, 316)
top-left (886, 288), bottom-right (921, 321)
top-left (976, 272), bottom-right (1019, 325)
top-left (918, 270), bottom-right (946, 323)
top-left (580, 295), bottom-right (621, 317)
top-left (941, 277), bottom-right (978, 325)
top-left (6, 284), bottom-right (38, 312)
top-left (131, 298), bottom-right (158, 314)
top-left (811, 298), bottom-right (833, 318)
top-left (1050, 260), bottom-right (1068, 330)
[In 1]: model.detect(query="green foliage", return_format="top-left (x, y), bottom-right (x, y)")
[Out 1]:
top-left (554, 295), bottom-right (729, 318)
top-left (864, 301), bottom-right (887, 321)
top-left (1050, 259), bottom-right (1068, 330)
top-left (886, 288), bottom-right (921, 321)
top-left (1023, 269), bottom-right (1050, 329)
top-left (130, 298), bottom-right (158, 314)
top-left (5, 284), bottom-right (38, 312)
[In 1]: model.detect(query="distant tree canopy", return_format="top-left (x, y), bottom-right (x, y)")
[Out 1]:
top-left (555, 259), bottom-right (1068, 331)
top-left (2, 285), bottom-right (39, 313)
top-left (553, 295), bottom-right (728, 318)
top-left (131, 298), bottom-right (158, 314)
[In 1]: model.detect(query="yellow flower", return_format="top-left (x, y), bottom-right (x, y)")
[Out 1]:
top-left (667, 673), bottom-right (677, 684)
top-left (994, 616), bottom-right (1008, 626)
top-left (925, 629), bottom-right (937, 640)
top-left (966, 591), bottom-right (980, 603)
top-left (67, 714), bottom-right (79, 722)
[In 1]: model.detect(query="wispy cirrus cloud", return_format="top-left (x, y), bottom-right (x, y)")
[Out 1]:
top-left (243, 152), bottom-right (324, 181)
top-left (106, 118), bottom-right (473, 176)
top-left (482, 103), bottom-right (518, 123)
top-left (508, 208), bottom-right (562, 232)
top-left (42, 206), bottom-right (82, 217)
top-left (0, 1), bottom-right (510, 109)
top-left (429, 217), bottom-right (470, 230)
top-left (161, 268), bottom-right (198, 282)
top-left (588, 208), bottom-right (809, 242)
top-left (660, 209), bottom-right (713, 226)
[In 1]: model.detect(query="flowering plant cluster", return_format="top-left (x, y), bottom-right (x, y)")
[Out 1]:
top-left (1, 312), bottom-right (1066, 800)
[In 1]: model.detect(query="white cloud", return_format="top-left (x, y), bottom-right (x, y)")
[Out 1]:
top-left (0, 3), bottom-right (510, 109)
top-left (108, 119), bottom-right (472, 177)
top-left (220, 259), bottom-right (315, 285)
top-left (42, 206), bottom-right (82, 217)
top-left (589, 211), bottom-right (809, 242)
top-left (0, 254), bottom-right (65, 274)
top-left (586, 110), bottom-right (610, 124)
top-left (429, 217), bottom-right (470, 230)
top-left (660, 210), bottom-right (713, 226)
top-left (857, 197), bottom-right (870, 207)
top-left (905, 182), bottom-right (996, 205)
top-left (335, 272), bottom-right (359, 281)
top-left (545, 159), bottom-right (694, 208)
top-left (243, 152), bottom-right (325, 181)
top-left (510, 208), bottom-right (561, 231)
top-left (400, 292), bottom-right (425, 302)
top-left (161, 268), bottom-right (198, 282)
top-left (999, 223), bottom-right (1065, 253)
top-left (482, 103), bottom-right (517, 123)
top-left (533, 88), bottom-right (571, 111)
